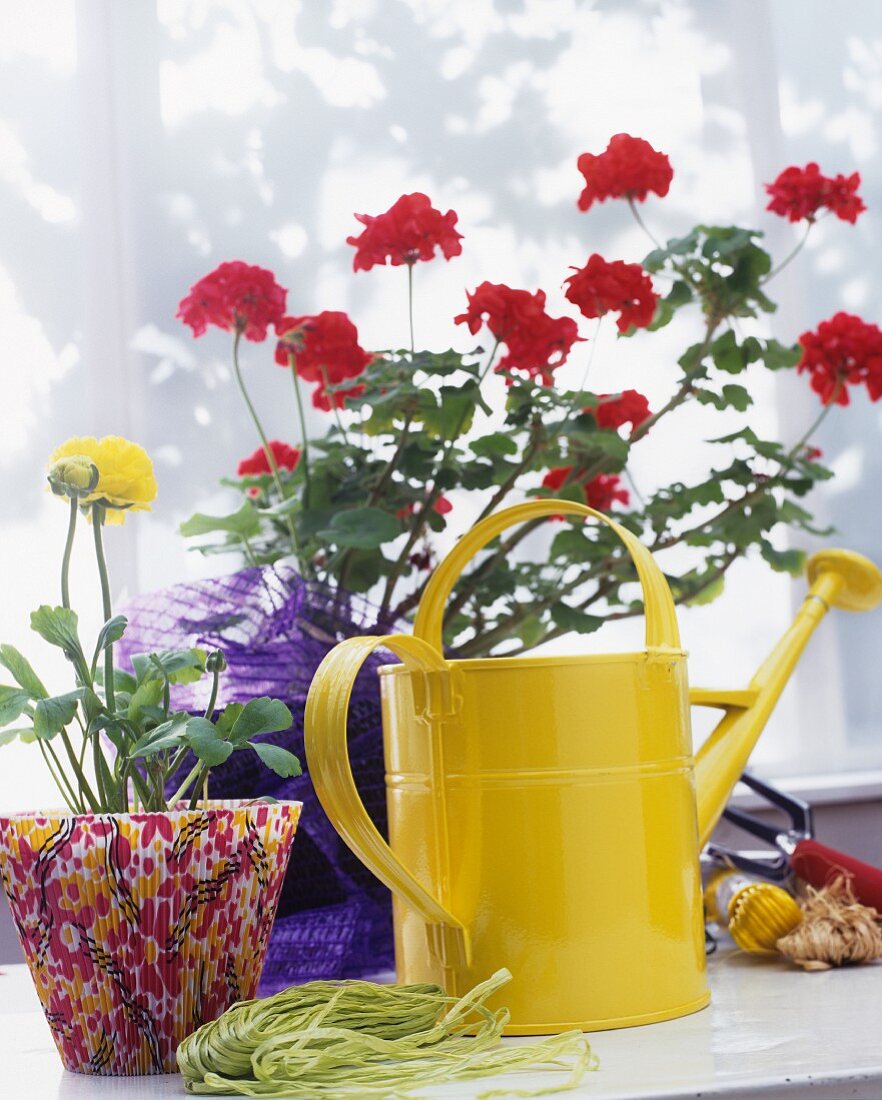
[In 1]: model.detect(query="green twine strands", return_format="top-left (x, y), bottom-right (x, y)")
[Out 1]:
top-left (177, 969), bottom-right (597, 1098)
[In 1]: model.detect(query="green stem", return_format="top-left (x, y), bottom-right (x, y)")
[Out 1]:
top-left (407, 262), bottom-right (415, 355)
top-left (232, 329), bottom-right (301, 559)
top-left (168, 759), bottom-right (204, 808)
top-left (319, 363), bottom-right (352, 444)
top-left (289, 354), bottom-right (312, 507)
top-left (203, 668), bottom-right (220, 720)
top-left (240, 534), bottom-right (259, 569)
top-left (628, 196), bottom-right (662, 250)
top-left (765, 220), bottom-right (813, 283)
top-left (92, 508), bottom-right (115, 716)
top-left (38, 741), bottom-right (81, 814)
top-left (61, 498), bottom-right (77, 610)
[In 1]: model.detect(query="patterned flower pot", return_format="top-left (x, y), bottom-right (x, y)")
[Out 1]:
top-left (0, 799), bottom-right (300, 1075)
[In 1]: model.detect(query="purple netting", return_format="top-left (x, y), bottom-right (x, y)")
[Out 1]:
top-left (116, 565), bottom-right (395, 990)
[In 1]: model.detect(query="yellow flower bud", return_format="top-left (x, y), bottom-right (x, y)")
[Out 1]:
top-left (47, 455), bottom-right (100, 499)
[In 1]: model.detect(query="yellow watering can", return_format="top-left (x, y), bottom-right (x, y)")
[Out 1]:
top-left (305, 500), bottom-right (882, 1033)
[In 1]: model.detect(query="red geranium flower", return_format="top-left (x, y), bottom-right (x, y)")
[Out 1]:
top-left (455, 282), bottom-right (582, 384)
top-left (396, 495), bottom-right (453, 520)
top-left (576, 134), bottom-right (673, 212)
top-left (276, 311), bottom-right (373, 410)
top-left (237, 440), bottom-right (301, 477)
top-left (347, 193), bottom-right (463, 271)
top-left (542, 467), bottom-right (630, 511)
top-left (177, 261), bottom-right (287, 341)
top-left (565, 255), bottom-right (659, 334)
top-left (797, 311), bottom-right (882, 405)
top-left (592, 389), bottom-right (652, 433)
top-left (766, 163), bottom-right (865, 224)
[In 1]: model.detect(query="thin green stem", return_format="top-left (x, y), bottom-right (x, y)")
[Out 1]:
top-left (92, 508), bottom-right (115, 716)
top-left (232, 329), bottom-right (301, 559)
top-left (203, 668), bottom-right (220, 720)
top-left (288, 355), bottom-right (312, 507)
top-left (765, 220), bottom-right (813, 283)
top-left (61, 498), bottom-right (77, 610)
top-left (38, 741), bottom-right (81, 814)
top-left (407, 262), bottom-right (415, 355)
top-left (575, 317), bottom-right (603, 396)
top-left (319, 364), bottom-right (351, 444)
top-left (168, 759), bottom-right (204, 808)
top-left (628, 196), bottom-right (662, 250)
top-left (240, 534), bottom-right (259, 569)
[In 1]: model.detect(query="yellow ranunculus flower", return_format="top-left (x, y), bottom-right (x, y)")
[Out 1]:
top-left (49, 436), bottom-right (158, 525)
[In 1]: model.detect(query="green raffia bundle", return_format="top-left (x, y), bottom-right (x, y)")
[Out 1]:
top-left (177, 969), bottom-right (597, 1097)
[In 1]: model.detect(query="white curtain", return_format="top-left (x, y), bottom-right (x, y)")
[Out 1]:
top-left (1, 0), bottom-right (880, 810)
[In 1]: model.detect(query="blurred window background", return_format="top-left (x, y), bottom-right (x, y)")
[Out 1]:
top-left (1, 0), bottom-right (880, 810)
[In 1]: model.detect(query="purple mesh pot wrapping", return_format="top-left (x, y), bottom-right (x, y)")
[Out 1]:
top-left (117, 565), bottom-right (395, 991)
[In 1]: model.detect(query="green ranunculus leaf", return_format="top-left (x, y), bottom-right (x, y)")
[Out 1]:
top-left (130, 714), bottom-right (190, 758)
top-left (180, 501), bottom-right (262, 540)
top-left (321, 508), bottom-right (401, 550)
top-left (127, 678), bottom-right (164, 723)
top-left (215, 703), bottom-right (244, 736)
top-left (0, 645), bottom-right (47, 700)
top-left (131, 648), bottom-right (207, 685)
top-left (0, 686), bottom-right (32, 727)
top-left (250, 741), bottom-right (302, 778)
top-left (0, 727), bottom-right (33, 747)
top-left (229, 698), bottom-right (293, 744)
top-left (186, 716), bottom-right (234, 766)
top-left (93, 616), bottom-right (128, 663)
top-left (30, 606), bottom-right (88, 672)
top-left (33, 690), bottom-right (86, 740)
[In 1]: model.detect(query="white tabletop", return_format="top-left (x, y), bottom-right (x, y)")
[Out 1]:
top-left (1, 948), bottom-right (880, 1099)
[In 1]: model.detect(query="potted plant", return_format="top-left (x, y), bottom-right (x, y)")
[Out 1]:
top-left (0, 435), bottom-right (302, 1075)
top-left (125, 137), bottom-right (879, 985)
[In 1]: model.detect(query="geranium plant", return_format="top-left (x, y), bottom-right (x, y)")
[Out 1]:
top-left (0, 436), bottom-right (300, 813)
top-left (177, 138), bottom-right (880, 658)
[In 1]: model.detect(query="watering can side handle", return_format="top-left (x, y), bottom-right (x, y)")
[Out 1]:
top-left (304, 633), bottom-right (471, 969)
top-left (413, 499), bottom-right (681, 652)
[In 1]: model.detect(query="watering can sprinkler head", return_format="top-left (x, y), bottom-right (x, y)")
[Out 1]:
top-left (805, 549), bottom-right (882, 612)
top-left (694, 547), bottom-right (882, 846)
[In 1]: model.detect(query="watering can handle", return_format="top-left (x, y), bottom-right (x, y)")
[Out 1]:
top-left (414, 499), bottom-right (681, 652)
top-left (304, 633), bottom-right (471, 969)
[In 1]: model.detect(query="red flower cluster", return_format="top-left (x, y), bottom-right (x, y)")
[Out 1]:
top-left (237, 440), bottom-right (301, 477)
top-left (542, 467), bottom-right (630, 511)
top-left (797, 312), bottom-right (882, 405)
top-left (347, 193), bottom-right (463, 271)
top-left (766, 163), bottom-right (865, 224)
top-left (577, 134), bottom-right (673, 212)
top-left (177, 261), bottom-right (287, 341)
top-left (565, 255), bottom-right (658, 333)
top-left (276, 311), bottom-right (373, 410)
top-left (455, 282), bottom-right (582, 384)
top-left (592, 389), bottom-right (652, 433)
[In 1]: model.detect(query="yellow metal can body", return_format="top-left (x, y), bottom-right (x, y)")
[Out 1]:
top-left (380, 651), bottom-right (708, 1032)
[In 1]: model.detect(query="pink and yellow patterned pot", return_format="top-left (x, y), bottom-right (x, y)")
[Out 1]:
top-left (0, 799), bottom-right (300, 1075)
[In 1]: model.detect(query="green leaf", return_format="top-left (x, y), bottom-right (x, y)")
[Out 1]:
top-left (686, 574), bottom-right (726, 606)
top-left (30, 606), bottom-right (88, 673)
top-left (215, 703), bottom-right (244, 735)
top-left (0, 727), bottom-right (33, 747)
top-left (761, 339), bottom-right (801, 371)
top-left (250, 741), bottom-right (302, 778)
top-left (93, 616), bottom-right (127, 664)
top-left (186, 716), bottom-right (234, 766)
top-left (127, 678), bottom-right (164, 723)
top-left (0, 645), bottom-right (47, 699)
top-left (0, 685), bottom-right (32, 727)
top-left (550, 604), bottom-right (605, 635)
top-left (760, 543), bottom-right (806, 575)
top-left (33, 690), bottom-right (85, 740)
top-left (229, 697), bottom-right (293, 744)
top-left (131, 649), bottom-right (207, 685)
top-left (321, 508), bottom-right (401, 550)
top-left (550, 528), bottom-right (600, 563)
top-left (180, 501), bottom-right (262, 540)
top-left (470, 433), bottom-right (519, 459)
top-left (421, 381), bottom-right (485, 439)
top-left (711, 330), bottom-right (745, 374)
top-left (130, 714), bottom-right (190, 758)
top-left (515, 615), bottom-right (546, 649)
top-left (721, 384), bottom-right (752, 412)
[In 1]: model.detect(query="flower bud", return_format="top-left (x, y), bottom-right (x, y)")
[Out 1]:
top-left (47, 456), bottom-right (99, 499)
top-left (206, 649), bottom-right (227, 674)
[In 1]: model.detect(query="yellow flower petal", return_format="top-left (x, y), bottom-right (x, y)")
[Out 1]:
top-left (49, 436), bottom-right (157, 525)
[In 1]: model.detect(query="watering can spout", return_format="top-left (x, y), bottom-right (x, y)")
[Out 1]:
top-left (693, 549), bottom-right (882, 846)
